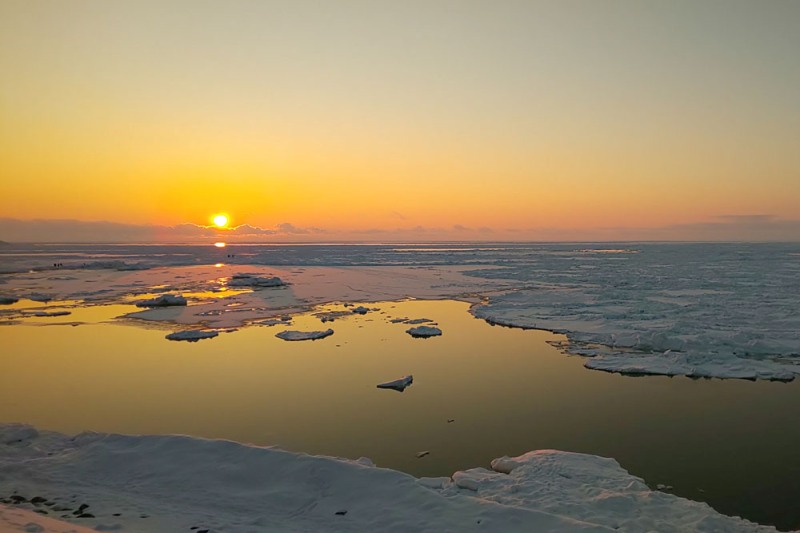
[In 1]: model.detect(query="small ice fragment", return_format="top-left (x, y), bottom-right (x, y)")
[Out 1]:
top-left (656, 484), bottom-right (673, 491)
top-left (416, 450), bottom-right (430, 458)
top-left (135, 294), bottom-right (187, 307)
top-left (276, 329), bottom-right (334, 341)
top-left (165, 330), bottom-right (219, 342)
top-left (351, 306), bottom-right (370, 315)
top-left (376, 375), bottom-right (413, 391)
top-left (405, 318), bottom-right (433, 324)
top-left (406, 326), bottom-right (442, 338)
top-left (0, 296), bottom-right (18, 305)
top-left (254, 318), bottom-right (289, 326)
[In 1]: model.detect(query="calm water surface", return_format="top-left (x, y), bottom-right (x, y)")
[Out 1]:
top-left (2, 298), bottom-right (800, 530)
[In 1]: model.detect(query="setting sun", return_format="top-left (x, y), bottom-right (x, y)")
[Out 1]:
top-left (212, 214), bottom-right (229, 228)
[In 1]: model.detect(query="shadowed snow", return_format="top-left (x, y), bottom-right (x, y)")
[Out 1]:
top-left (0, 424), bottom-right (775, 533)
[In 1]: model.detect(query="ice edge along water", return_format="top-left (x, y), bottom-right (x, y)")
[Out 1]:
top-left (2, 242), bottom-right (798, 381)
top-left (0, 424), bottom-right (777, 533)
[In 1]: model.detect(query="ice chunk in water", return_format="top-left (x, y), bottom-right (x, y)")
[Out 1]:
top-left (135, 294), bottom-right (187, 307)
top-left (376, 375), bottom-right (413, 391)
top-left (165, 330), bottom-right (219, 342)
top-left (276, 329), bottom-right (334, 341)
top-left (406, 326), bottom-right (442, 338)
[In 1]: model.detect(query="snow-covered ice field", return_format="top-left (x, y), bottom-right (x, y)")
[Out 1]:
top-left (2, 242), bottom-right (800, 531)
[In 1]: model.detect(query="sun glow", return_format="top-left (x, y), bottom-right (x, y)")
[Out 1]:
top-left (212, 214), bottom-right (229, 228)
top-left (214, 242), bottom-right (226, 248)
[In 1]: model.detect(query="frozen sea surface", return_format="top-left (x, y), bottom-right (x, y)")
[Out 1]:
top-left (467, 243), bottom-right (800, 380)
top-left (1, 242), bottom-right (799, 379)
top-left (5, 294), bottom-right (800, 528)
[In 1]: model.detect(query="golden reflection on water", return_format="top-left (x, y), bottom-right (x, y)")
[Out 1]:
top-left (0, 300), bottom-right (137, 325)
top-left (120, 288), bottom-right (251, 303)
top-left (3, 299), bottom-right (800, 528)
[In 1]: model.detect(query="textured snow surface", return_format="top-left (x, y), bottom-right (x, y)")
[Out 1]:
top-left (276, 328), bottom-right (334, 341)
top-left (467, 244), bottom-right (800, 381)
top-left (0, 425), bottom-right (774, 532)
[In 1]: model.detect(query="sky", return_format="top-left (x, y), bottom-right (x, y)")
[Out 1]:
top-left (1, 0), bottom-right (798, 242)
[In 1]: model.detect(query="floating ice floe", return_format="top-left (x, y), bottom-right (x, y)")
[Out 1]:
top-left (31, 310), bottom-right (71, 317)
top-left (227, 274), bottom-right (286, 288)
top-left (315, 310), bottom-right (352, 322)
top-left (376, 375), bottom-right (413, 391)
top-left (165, 330), bottom-right (219, 342)
top-left (26, 293), bottom-right (53, 303)
top-left (0, 424), bottom-right (777, 533)
top-left (276, 328), bottom-right (334, 341)
top-left (135, 294), bottom-right (187, 307)
top-left (406, 325), bottom-right (442, 338)
top-left (0, 297), bottom-right (17, 305)
top-left (255, 317), bottom-right (293, 326)
top-left (317, 306), bottom-right (371, 322)
top-left (390, 317), bottom-right (433, 324)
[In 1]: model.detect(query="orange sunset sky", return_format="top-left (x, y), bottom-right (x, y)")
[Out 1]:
top-left (1, 1), bottom-right (798, 242)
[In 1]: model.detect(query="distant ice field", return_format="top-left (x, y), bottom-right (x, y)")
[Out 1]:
top-left (2, 242), bottom-right (798, 380)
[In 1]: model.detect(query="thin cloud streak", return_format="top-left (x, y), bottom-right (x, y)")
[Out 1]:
top-left (1, 215), bottom-right (799, 243)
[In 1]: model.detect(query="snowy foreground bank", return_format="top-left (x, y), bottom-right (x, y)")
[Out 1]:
top-left (0, 424), bottom-right (774, 532)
